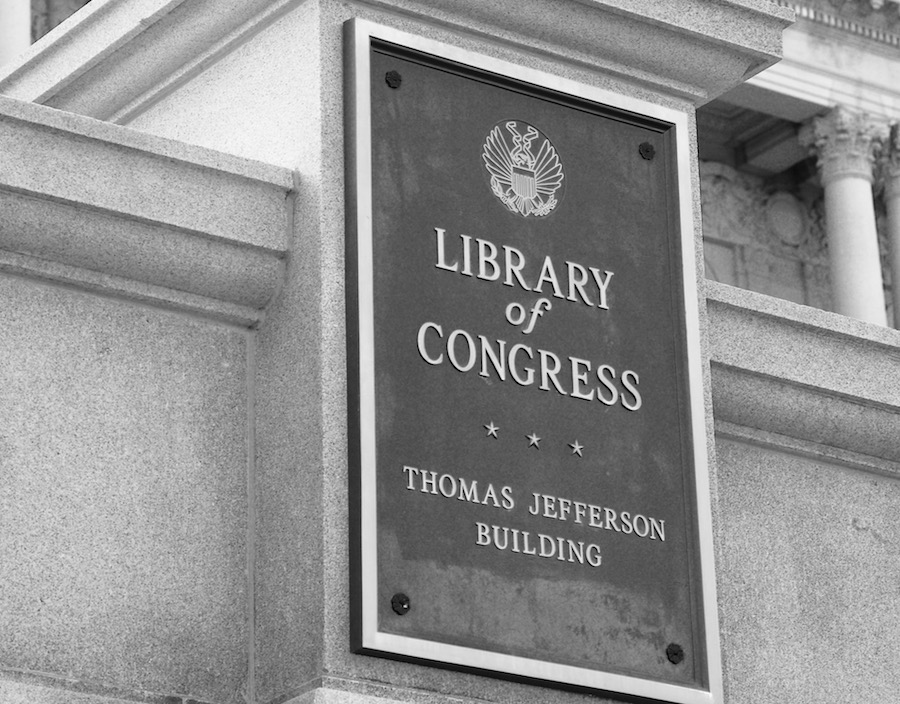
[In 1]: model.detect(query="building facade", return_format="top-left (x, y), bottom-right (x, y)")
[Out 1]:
top-left (698, 0), bottom-right (900, 326)
top-left (1, 2), bottom-right (899, 704)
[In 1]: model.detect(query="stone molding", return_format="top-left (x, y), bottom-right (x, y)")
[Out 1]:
top-left (0, 0), bottom-right (793, 118)
top-left (799, 106), bottom-right (888, 184)
top-left (776, 0), bottom-right (900, 47)
top-left (0, 95), bottom-right (295, 326)
top-left (706, 280), bottom-right (900, 462)
top-left (731, 13), bottom-right (900, 123)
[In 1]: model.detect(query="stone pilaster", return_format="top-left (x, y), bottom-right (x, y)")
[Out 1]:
top-left (800, 107), bottom-right (888, 324)
top-left (885, 123), bottom-right (900, 200)
top-left (882, 124), bottom-right (900, 326)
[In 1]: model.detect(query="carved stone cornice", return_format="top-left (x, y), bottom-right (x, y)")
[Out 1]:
top-left (777, 0), bottom-right (900, 45)
top-left (2, 0), bottom-right (792, 119)
top-left (799, 107), bottom-right (888, 185)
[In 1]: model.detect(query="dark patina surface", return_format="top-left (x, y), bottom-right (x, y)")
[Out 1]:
top-left (362, 40), bottom-right (704, 689)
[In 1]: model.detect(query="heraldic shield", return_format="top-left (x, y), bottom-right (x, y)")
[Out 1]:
top-left (482, 120), bottom-right (564, 217)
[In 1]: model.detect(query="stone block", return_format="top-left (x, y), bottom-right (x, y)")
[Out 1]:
top-left (0, 277), bottom-right (250, 703)
top-left (714, 438), bottom-right (900, 703)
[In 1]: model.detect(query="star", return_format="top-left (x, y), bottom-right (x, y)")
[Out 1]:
top-left (570, 440), bottom-right (584, 457)
top-left (527, 432), bottom-right (541, 449)
top-left (484, 421), bottom-right (499, 438)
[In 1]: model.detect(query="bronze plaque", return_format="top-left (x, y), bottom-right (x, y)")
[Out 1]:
top-left (347, 20), bottom-right (720, 704)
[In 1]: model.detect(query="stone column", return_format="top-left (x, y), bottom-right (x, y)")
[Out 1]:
top-left (801, 107), bottom-right (888, 325)
top-left (0, 0), bottom-right (31, 67)
top-left (884, 125), bottom-right (900, 328)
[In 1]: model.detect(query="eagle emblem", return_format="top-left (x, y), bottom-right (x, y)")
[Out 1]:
top-left (482, 120), bottom-right (564, 217)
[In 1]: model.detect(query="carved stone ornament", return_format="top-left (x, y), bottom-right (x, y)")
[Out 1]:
top-left (791, 0), bottom-right (900, 34)
top-left (799, 106), bottom-right (888, 185)
top-left (883, 123), bottom-right (900, 201)
top-left (699, 161), bottom-right (825, 260)
top-left (699, 161), bottom-right (767, 244)
top-left (805, 261), bottom-right (834, 311)
top-left (766, 192), bottom-right (806, 246)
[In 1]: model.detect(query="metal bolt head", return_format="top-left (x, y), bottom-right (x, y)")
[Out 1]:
top-left (391, 592), bottom-right (410, 615)
top-left (385, 71), bottom-right (402, 89)
top-left (666, 642), bottom-right (685, 664)
top-left (639, 142), bottom-right (656, 160)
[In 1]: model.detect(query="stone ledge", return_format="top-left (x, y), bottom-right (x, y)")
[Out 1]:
top-left (0, 679), bottom-right (140, 704)
top-left (0, 672), bottom-right (217, 704)
top-left (710, 364), bottom-right (900, 463)
top-left (714, 420), bottom-right (900, 480)
top-left (354, 0), bottom-right (794, 104)
top-left (0, 0), bottom-right (792, 117)
top-left (0, 95), bottom-right (295, 326)
top-left (707, 281), bottom-right (900, 460)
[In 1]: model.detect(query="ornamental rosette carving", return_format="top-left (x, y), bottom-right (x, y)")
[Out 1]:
top-left (799, 106), bottom-right (888, 185)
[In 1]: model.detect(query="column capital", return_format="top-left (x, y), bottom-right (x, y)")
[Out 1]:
top-left (799, 107), bottom-right (887, 186)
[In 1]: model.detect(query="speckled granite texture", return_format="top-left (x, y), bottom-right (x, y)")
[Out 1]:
top-left (0, 278), bottom-right (251, 703)
top-left (714, 438), bottom-right (900, 704)
top-left (0, 94), bottom-right (294, 326)
top-left (707, 282), bottom-right (900, 704)
top-left (0, 3), bottom-right (821, 704)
